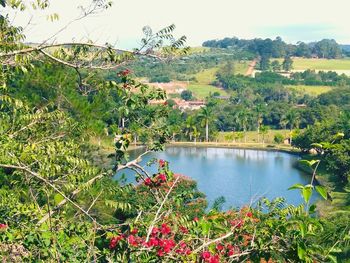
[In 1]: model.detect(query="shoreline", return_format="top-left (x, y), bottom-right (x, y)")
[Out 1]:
top-left (167, 141), bottom-right (300, 155)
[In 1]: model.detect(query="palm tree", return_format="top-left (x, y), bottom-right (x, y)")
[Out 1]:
top-left (237, 110), bottom-right (249, 143)
top-left (255, 104), bottom-right (265, 143)
top-left (259, 125), bottom-right (269, 145)
top-left (192, 127), bottom-right (200, 144)
top-left (184, 116), bottom-right (196, 141)
top-left (286, 110), bottom-right (300, 144)
top-left (198, 107), bottom-right (213, 142)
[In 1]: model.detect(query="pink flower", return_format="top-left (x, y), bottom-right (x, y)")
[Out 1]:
top-left (127, 235), bottom-right (138, 247)
top-left (159, 159), bottom-right (166, 167)
top-left (180, 226), bottom-right (188, 234)
top-left (151, 227), bottom-right (159, 236)
top-left (146, 237), bottom-right (159, 247)
top-left (0, 224), bottom-right (7, 229)
top-left (216, 243), bottom-right (224, 251)
top-left (109, 235), bottom-right (123, 249)
top-left (157, 249), bottom-right (164, 257)
top-left (158, 174), bottom-right (167, 182)
top-left (120, 69), bottom-right (131, 76)
top-left (144, 178), bottom-right (152, 186)
top-left (209, 255), bottom-right (220, 263)
top-left (161, 223), bottom-right (171, 235)
top-left (201, 251), bottom-right (211, 260)
top-left (193, 217), bottom-right (199, 222)
top-left (230, 219), bottom-right (243, 228)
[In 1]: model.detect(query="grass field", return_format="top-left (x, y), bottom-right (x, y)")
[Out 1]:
top-left (187, 84), bottom-right (229, 99)
top-left (187, 46), bottom-right (210, 54)
top-left (287, 85), bottom-right (333, 96)
top-left (217, 129), bottom-right (291, 144)
top-left (193, 67), bottom-right (219, 84)
top-left (273, 58), bottom-right (350, 71)
top-left (192, 61), bottom-right (249, 85)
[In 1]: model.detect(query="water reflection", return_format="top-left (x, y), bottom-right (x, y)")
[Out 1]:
top-left (117, 147), bottom-right (319, 209)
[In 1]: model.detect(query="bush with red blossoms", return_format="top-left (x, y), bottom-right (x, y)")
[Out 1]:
top-left (158, 159), bottom-right (166, 168)
top-left (118, 69), bottom-right (131, 77)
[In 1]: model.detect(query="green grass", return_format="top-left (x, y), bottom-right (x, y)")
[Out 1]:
top-left (192, 61), bottom-right (250, 85)
top-left (193, 67), bottom-right (219, 84)
top-left (218, 129), bottom-right (291, 144)
top-left (187, 46), bottom-right (210, 54)
top-left (187, 84), bottom-right (229, 99)
top-left (287, 85), bottom-right (333, 96)
top-left (273, 58), bottom-right (350, 70)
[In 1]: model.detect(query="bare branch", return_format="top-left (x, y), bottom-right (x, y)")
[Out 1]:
top-left (145, 176), bottom-right (180, 242)
top-left (0, 163), bottom-right (100, 225)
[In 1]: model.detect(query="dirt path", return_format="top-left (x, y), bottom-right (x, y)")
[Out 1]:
top-left (245, 58), bottom-right (258, 76)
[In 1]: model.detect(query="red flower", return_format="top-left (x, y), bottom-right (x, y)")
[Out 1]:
top-left (161, 223), bottom-right (171, 235)
top-left (158, 174), bottom-right (167, 182)
top-left (0, 224), bottom-right (7, 229)
top-left (179, 241), bottom-right (187, 249)
top-left (193, 217), bottom-right (199, 222)
top-left (151, 227), bottom-right (159, 236)
top-left (120, 69), bottom-right (131, 76)
top-left (216, 243), bottom-right (224, 251)
top-left (157, 249), bottom-right (164, 257)
top-left (179, 226), bottom-right (188, 234)
top-left (159, 159), bottom-right (166, 167)
top-left (246, 211), bottom-right (253, 218)
top-left (161, 239), bottom-right (175, 253)
top-left (109, 235), bottom-right (123, 249)
top-left (144, 178), bottom-right (152, 186)
top-left (127, 235), bottom-right (138, 247)
top-left (201, 251), bottom-right (211, 260)
top-left (146, 237), bottom-right (159, 247)
top-left (131, 228), bottom-right (138, 235)
top-left (230, 219), bottom-right (243, 228)
top-left (209, 255), bottom-right (220, 263)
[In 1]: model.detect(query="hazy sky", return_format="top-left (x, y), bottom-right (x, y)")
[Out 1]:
top-left (7, 0), bottom-right (350, 48)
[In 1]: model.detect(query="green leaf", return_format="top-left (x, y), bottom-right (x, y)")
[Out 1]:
top-left (315, 186), bottom-right (328, 200)
top-left (288, 183), bottom-right (304, 190)
top-left (327, 255), bottom-right (338, 263)
top-left (201, 221), bottom-right (211, 235)
top-left (297, 242), bottom-right (306, 260)
top-left (299, 222), bottom-right (306, 238)
top-left (309, 204), bottom-right (317, 214)
top-left (54, 193), bottom-right (64, 205)
top-left (302, 187), bottom-right (312, 203)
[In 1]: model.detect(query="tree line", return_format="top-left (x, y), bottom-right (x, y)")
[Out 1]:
top-left (203, 37), bottom-right (344, 59)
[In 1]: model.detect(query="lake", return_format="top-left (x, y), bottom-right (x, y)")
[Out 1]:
top-left (116, 146), bottom-right (319, 209)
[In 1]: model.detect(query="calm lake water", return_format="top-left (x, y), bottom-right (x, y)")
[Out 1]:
top-left (116, 146), bottom-right (319, 209)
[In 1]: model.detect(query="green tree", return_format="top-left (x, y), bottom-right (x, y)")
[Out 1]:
top-left (259, 125), bottom-right (269, 144)
top-left (271, 60), bottom-right (281, 72)
top-left (180, 90), bottom-right (193, 101)
top-left (198, 106), bottom-right (213, 142)
top-left (259, 55), bottom-right (270, 71)
top-left (282, 56), bottom-right (293, 71)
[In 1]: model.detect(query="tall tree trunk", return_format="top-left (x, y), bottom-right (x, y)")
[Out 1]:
top-left (205, 120), bottom-right (209, 142)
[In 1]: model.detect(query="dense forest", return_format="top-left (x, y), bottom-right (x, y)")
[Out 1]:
top-left (1, 1), bottom-right (350, 262)
top-left (203, 37), bottom-right (346, 59)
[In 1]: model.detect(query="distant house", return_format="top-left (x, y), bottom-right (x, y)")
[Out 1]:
top-left (148, 98), bottom-right (205, 111)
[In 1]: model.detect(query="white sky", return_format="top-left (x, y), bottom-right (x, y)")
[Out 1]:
top-left (6, 0), bottom-right (350, 48)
